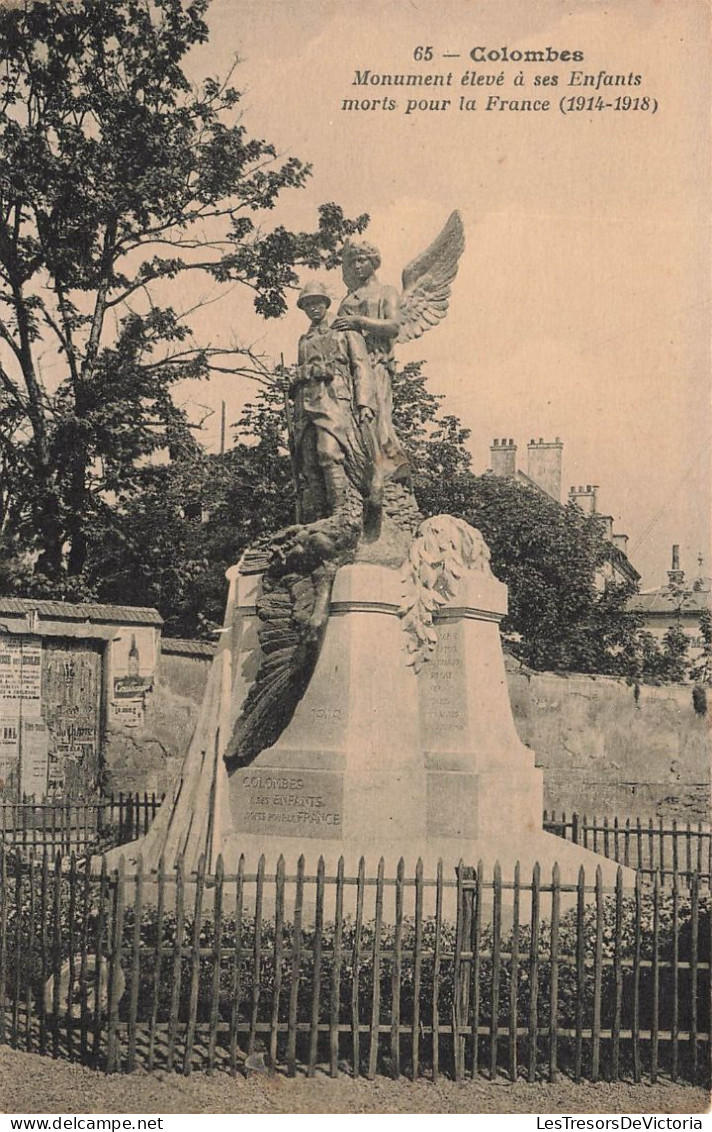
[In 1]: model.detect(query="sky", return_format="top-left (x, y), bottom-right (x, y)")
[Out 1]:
top-left (175, 0), bottom-right (710, 591)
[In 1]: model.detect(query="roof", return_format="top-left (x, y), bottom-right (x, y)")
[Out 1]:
top-left (161, 637), bottom-right (217, 657)
top-left (514, 470), bottom-right (550, 496)
top-left (607, 543), bottom-right (641, 584)
top-left (628, 587), bottom-right (711, 616)
top-left (0, 620), bottom-right (117, 641)
top-left (0, 597), bottom-right (163, 625)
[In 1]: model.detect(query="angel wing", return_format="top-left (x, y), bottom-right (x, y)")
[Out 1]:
top-left (223, 471), bottom-right (366, 768)
top-left (397, 210), bottom-right (465, 344)
top-left (223, 567), bottom-right (331, 767)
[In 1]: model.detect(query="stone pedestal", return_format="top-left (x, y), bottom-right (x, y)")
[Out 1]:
top-left (220, 561), bottom-right (629, 887)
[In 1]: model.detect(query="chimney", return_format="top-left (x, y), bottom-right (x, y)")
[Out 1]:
top-left (568, 484), bottom-right (599, 515)
top-left (490, 437), bottom-right (517, 477)
top-left (599, 515), bottom-right (614, 540)
top-left (667, 543), bottom-right (685, 586)
top-left (612, 532), bottom-right (629, 555)
top-left (526, 437), bottom-right (563, 501)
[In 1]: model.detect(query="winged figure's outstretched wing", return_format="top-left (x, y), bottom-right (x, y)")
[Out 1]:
top-left (224, 478), bottom-right (365, 768)
top-left (397, 210), bottom-right (465, 344)
top-left (224, 567), bottom-right (329, 766)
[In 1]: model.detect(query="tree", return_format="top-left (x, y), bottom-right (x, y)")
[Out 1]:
top-left (0, 0), bottom-right (366, 591)
top-left (657, 622), bottom-right (691, 684)
top-left (84, 358), bottom-right (649, 673)
top-left (689, 609), bottom-right (712, 686)
top-left (83, 379), bottom-right (296, 635)
top-left (391, 361), bottom-right (475, 517)
top-left (454, 472), bottom-right (642, 672)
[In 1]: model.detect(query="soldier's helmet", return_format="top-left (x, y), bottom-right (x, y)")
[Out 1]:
top-left (297, 281), bottom-right (331, 310)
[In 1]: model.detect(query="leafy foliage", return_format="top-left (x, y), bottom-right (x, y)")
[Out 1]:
top-left (689, 609), bottom-right (712, 687)
top-left (82, 382), bottom-right (295, 636)
top-left (0, 0), bottom-right (366, 585)
top-left (454, 473), bottom-right (641, 673)
top-left (66, 358), bottom-right (655, 676)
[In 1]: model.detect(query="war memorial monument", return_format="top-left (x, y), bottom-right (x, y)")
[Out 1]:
top-left (129, 212), bottom-right (626, 888)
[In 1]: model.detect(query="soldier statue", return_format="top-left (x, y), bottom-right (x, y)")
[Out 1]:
top-left (291, 281), bottom-right (377, 523)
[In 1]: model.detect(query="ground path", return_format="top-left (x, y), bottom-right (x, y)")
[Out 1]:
top-left (0, 1048), bottom-right (709, 1114)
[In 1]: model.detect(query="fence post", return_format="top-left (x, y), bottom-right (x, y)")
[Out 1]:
top-left (92, 856), bottom-right (109, 1068)
top-left (571, 813), bottom-right (580, 845)
top-left (509, 862), bottom-right (521, 1083)
top-left (527, 862), bottom-right (540, 1084)
top-left (287, 854), bottom-right (305, 1078)
top-left (390, 857), bottom-right (404, 1080)
top-left (0, 845), bottom-right (6, 1047)
top-left (548, 862), bottom-right (560, 1083)
top-left (350, 856), bottom-right (365, 1079)
top-left (106, 856), bottom-right (126, 1073)
top-left (411, 858), bottom-right (424, 1082)
top-left (12, 851), bottom-right (22, 1046)
top-left (490, 862), bottom-right (503, 1081)
top-left (147, 855), bottom-right (166, 1073)
top-left (455, 863), bottom-right (475, 1081)
top-left (612, 867), bottom-right (623, 1079)
top-left (671, 869), bottom-right (680, 1081)
top-left (329, 856), bottom-right (345, 1079)
top-left (431, 858), bottom-right (443, 1083)
top-left (182, 853), bottom-right (206, 1076)
top-left (247, 854), bottom-right (265, 1059)
top-left (651, 869), bottom-right (660, 1082)
top-left (574, 866), bottom-right (585, 1083)
top-left (39, 852), bottom-right (49, 1056)
top-left (126, 855), bottom-right (143, 1073)
top-left (165, 854), bottom-right (185, 1073)
top-left (228, 854), bottom-right (245, 1078)
top-left (366, 856), bottom-right (384, 1081)
top-left (64, 852), bottom-right (77, 1060)
top-left (79, 854), bottom-right (92, 1061)
top-left (689, 870), bottom-right (699, 1079)
top-left (269, 855), bottom-right (285, 1075)
top-left (632, 870), bottom-right (642, 1082)
top-left (308, 856), bottom-right (326, 1078)
top-left (207, 854), bottom-right (224, 1075)
top-left (452, 860), bottom-right (465, 1082)
top-left (591, 866), bottom-right (603, 1082)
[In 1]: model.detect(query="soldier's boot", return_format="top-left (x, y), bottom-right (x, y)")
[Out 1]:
top-left (321, 460), bottom-right (350, 515)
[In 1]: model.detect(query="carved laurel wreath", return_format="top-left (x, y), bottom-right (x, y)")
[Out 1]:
top-left (399, 515), bottom-right (491, 672)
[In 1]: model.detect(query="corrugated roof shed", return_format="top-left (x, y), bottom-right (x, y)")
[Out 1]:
top-left (0, 597), bottom-right (163, 625)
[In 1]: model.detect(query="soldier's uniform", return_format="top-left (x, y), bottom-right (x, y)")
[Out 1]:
top-left (292, 292), bottom-right (376, 520)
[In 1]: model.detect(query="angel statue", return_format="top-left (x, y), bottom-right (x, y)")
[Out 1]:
top-left (225, 212), bottom-right (465, 768)
top-left (332, 210), bottom-right (465, 512)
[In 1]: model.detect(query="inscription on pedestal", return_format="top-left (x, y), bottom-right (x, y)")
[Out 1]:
top-left (418, 622), bottom-right (468, 745)
top-left (230, 768), bottom-right (343, 840)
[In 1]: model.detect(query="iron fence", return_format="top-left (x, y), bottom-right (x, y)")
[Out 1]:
top-left (543, 811), bottom-right (712, 886)
top-left (0, 847), bottom-right (708, 1082)
top-left (0, 793), bottom-right (163, 855)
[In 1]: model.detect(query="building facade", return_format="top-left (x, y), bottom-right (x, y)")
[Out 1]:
top-left (488, 436), bottom-right (640, 588)
top-left (627, 546), bottom-right (711, 661)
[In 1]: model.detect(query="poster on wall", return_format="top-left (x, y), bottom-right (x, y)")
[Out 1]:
top-left (0, 715), bottom-right (19, 792)
top-left (111, 628), bottom-right (156, 699)
top-left (109, 698), bottom-right (145, 728)
top-left (0, 638), bottom-right (42, 715)
top-left (18, 717), bottom-right (49, 799)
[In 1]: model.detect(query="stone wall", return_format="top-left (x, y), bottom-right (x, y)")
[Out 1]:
top-left (506, 659), bottom-right (710, 822)
top-left (103, 645), bottom-right (710, 824)
top-left (103, 649), bottom-right (212, 796)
